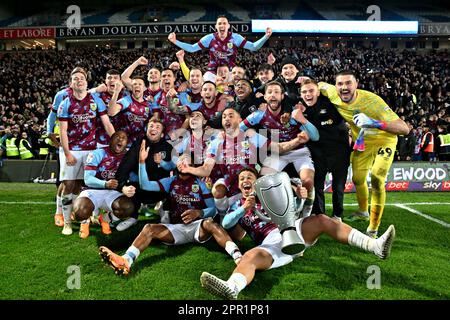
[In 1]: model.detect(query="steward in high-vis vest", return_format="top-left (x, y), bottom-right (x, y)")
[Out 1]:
top-left (420, 127), bottom-right (434, 161)
top-left (6, 131), bottom-right (20, 159)
top-left (38, 132), bottom-right (55, 159)
top-left (437, 128), bottom-right (450, 161)
top-left (19, 132), bottom-right (35, 160)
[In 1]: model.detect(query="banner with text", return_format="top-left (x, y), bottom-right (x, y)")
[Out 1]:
top-left (55, 22), bottom-right (251, 38)
top-left (324, 162), bottom-right (450, 192)
top-left (0, 27), bottom-right (55, 39)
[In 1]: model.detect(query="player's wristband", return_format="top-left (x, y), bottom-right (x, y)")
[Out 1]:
top-left (373, 120), bottom-right (388, 130)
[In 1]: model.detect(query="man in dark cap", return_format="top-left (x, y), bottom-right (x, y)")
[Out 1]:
top-left (274, 56), bottom-right (303, 105)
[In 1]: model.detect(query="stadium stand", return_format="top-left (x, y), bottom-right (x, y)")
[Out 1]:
top-left (0, 44), bottom-right (448, 162)
top-left (1, 1), bottom-right (450, 26)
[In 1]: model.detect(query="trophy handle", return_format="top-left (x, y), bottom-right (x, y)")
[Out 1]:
top-left (250, 192), bottom-right (272, 222)
top-left (254, 208), bottom-right (272, 222)
top-left (290, 178), bottom-right (302, 188)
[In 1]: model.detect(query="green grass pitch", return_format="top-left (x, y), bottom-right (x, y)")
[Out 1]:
top-left (0, 183), bottom-right (449, 300)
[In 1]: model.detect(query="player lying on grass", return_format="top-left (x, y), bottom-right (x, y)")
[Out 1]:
top-left (200, 167), bottom-right (396, 300)
top-left (73, 131), bottom-right (135, 239)
top-left (98, 140), bottom-right (243, 276)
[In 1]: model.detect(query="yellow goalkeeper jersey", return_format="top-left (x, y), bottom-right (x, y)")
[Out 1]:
top-left (319, 82), bottom-right (399, 144)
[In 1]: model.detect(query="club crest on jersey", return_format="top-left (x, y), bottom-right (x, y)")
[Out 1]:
top-left (192, 184), bottom-right (199, 193)
top-left (160, 151), bottom-right (166, 159)
top-left (227, 42), bottom-right (233, 49)
top-left (90, 103), bottom-right (97, 111)
top-left (241, 141), bottom-right (250, 149)
top-left (173, 98), bottom-right (179, 105)
top-left (145, 107), bottom-right (150, 114)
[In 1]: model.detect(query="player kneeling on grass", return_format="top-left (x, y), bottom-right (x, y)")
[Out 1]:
top-left (73, 131), bottom-right (135, 239)
top-left (98, 140), bottom-right (242, 276)
top-left (200, 167), bottom-right (396, 300)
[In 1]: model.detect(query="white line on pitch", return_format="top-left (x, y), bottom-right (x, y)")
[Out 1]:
top-left (325, 202), bottom-right (450, 206)
top-left (394, 204), bottom-right (450, 228)
top-left (1, 201), bottom-right (450, 206)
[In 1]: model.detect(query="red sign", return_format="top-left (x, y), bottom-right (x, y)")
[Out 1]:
top-left (0, 27), bottom-right (55, 39)
top-left (386, 181), bottom-right (410, 191)
top-left (442, 181), bottom-right (450, 191)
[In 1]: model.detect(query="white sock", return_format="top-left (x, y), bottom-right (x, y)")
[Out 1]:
top-left (160, 210), bottom-right (170, 224)
top-left (62, 193), bottom-right (74, 224)
top-left (123, 245), bottom-right (140, 266)
top-left (227, 273), bottom-right (247, 293)
top-left (225, 241), bottom-right (242, 261)
top-left (348, 228), bottom-right (376, 253)
top-left (214, 197), bottom-right (229, 213)
top-left (56, 195), bottom-right (62, 214)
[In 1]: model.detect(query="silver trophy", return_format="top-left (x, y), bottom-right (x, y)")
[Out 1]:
top-left (253, 172), bottom-right (305, 255)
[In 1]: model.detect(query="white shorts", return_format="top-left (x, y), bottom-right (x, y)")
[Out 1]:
top-left (59, 148), bottom-right (91, 181)
top-left (263, 147), bottom-right (315, 173)
top-left (162, 219), bottom-right (210, 245)
top-left (78, 189), bottom-right (123, 215)
top-left (259, 218), bottom-right (316, 269)
top-left (258, 229), bottom-right (299, 269)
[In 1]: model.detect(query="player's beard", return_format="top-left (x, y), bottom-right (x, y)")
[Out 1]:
top-left (204, 97), bottom-right (215, 107)
top-left (340, 90), bottom-right (355, 103)
top-left (268, 101), bottom-right (281, 112)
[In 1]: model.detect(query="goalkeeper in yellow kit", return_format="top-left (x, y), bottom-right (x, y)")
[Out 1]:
top-left (319, 70), bottom-right (409, 238)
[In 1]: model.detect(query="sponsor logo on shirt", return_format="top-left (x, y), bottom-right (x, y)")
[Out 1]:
top-left (101, 170), bottom-right (116, 180)
top-left (72, 113), bottom-right (96, 123)
top-left (321, 119), bottom-right (334, 126)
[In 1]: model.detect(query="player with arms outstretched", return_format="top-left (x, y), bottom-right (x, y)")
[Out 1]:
top-left (168, 16), bottom-right (272, 81)
top-left (319, 71), bottom-right (409, 237)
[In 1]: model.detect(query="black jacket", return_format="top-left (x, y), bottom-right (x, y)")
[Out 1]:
top-left (207, 93), bottom-right (265, 129)
top-left (303, 95), bottom-right (350, 158)
top-left (115, 135), bottom-right (173, 191)
top-left (274, 73), bottom-right (302, 105)
top-left (397, 131), bottom-right (416, 157)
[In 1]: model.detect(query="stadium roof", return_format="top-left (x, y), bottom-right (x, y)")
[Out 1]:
top-left (0, 0), bottom-right (449, 27)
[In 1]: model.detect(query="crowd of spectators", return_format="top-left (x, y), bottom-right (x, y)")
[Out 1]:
top-left (0, 43), bottom-right (448, 161)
